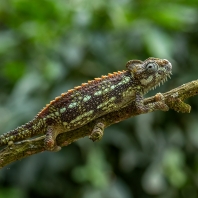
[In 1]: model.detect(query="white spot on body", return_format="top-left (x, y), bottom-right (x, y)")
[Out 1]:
top-left (70, 110), bottom-right (94, 124)
top-left (83, 95), bottom-right (91, 102)
top-left (104, 88), bottom-right (109, 93)
top-left (117, 77), bottom-right (131, 86)
top-left (94, 90), bottom-right (102, 96)
top-left (60, 107), bottom-right (66, 113)
top-left (97, 97), bottom-right (116, 109)
top-left (63, 122), bottom-right (68, 126)
top-left (55, 111), bottom-right (59, 116)
top-left (110, 85), bottom-right (116, 90)
top-left (68, 102), bottom-right (77, 108)
top-left (118, 82), bottom-right (123, 86)
top-left (124, 77), bottom-right (131, 83)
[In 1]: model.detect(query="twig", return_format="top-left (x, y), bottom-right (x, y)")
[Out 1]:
top-left (0, 80), bottom-right (197, 168)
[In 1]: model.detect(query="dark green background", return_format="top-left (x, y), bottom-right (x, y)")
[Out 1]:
top-left (0, 0), bottom-right (198, 197)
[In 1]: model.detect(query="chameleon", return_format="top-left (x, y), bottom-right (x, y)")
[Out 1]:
top-left (0, 57), bottom-right (172, 151)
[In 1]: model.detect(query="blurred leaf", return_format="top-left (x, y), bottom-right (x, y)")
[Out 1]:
top-left (142, 165), bottom-right (167, 195)
top-left (2, 61), bottom-right (25, 82)
top-left (0, 31), bottom-right (19, 54)
top-left (143, 26), bottom-right (173, 58)
top-left (162, 147), bottom-right (187, 188)
top-left (72, 146), bottom-right (110, 188)
top-left (0, 188), bottom-right (25, 198)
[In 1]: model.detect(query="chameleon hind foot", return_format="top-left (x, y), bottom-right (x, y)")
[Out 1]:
top-left (89, 122), bottom-right (105, 142)
top-left (44, 126), bottom-right (61, 152)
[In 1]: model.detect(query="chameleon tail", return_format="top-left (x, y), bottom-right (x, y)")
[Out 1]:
top-left (0, 117), bottom-right (45, 147)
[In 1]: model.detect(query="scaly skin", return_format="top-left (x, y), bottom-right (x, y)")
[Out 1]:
top-left (0, 58), bottom-right (172, 151)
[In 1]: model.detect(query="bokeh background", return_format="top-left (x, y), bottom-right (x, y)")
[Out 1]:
top-left (0, 0), bottom-right (198, 197)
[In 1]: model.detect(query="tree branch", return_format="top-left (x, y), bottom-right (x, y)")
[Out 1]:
top-left (0, 80), bottom-right (197, 168)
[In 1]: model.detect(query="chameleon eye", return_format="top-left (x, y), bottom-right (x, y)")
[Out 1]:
top-left (146, 62), bottom-right (157, 72)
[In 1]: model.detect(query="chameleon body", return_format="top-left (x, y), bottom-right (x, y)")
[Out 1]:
top-left (0, 58), bottom-right (172, 151)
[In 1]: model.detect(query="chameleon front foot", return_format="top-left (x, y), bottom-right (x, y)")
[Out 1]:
top-left (135, 91), bottom-right (169, 114)
top-left (89, 122), bottom-right (105, 142)
top-left (44, 126), bottom-right (61, 152)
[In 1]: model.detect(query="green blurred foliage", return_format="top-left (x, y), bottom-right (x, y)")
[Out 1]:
top-left (0, 0), bottom-right (198, 197)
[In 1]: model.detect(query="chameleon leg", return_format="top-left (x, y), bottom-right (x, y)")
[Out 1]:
top-left (44, 126), bottom-right (61, 152)
top-left (135, 91), bottom-right (169, 114)
top-left (89, 122), bottom-right (105, 142)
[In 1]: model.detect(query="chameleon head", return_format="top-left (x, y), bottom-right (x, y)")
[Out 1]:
top-left (126, 57), bottom-right (172, 93)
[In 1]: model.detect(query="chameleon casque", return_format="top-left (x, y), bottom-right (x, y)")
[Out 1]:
top-left (0, 58), bottom-right (172, 151)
